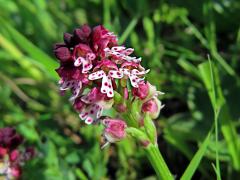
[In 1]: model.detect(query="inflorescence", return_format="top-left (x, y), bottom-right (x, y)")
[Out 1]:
top-left (54, 25), bottom-right (163, 146)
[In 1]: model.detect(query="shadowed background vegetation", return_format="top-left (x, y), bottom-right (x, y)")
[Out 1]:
top-left (0, 0), bottom-right (240, 179)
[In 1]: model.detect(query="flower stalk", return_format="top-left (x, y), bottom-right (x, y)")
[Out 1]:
top-left (145, 143), bottom-right (173, 180)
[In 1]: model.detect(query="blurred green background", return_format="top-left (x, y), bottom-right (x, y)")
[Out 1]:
top-left (0, 0), bottom-right (240, 179)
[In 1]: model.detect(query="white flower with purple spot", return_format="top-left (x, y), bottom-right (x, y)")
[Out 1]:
top-left (104, 46), bottom-right (141, 64)
top-left (59, 79), bottom-right (82, 101)
top-left (89, 70), bottom-right (123, 97)
top-left (72, 44), bottom-right (96, 73)
top-left (119, 68), bottom-right (150, 88)
top-left (79, 104), bottom-right (103, 124)
top-left (75, 87), bottom-right (114, 124)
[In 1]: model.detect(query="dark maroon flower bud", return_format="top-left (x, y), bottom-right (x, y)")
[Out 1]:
top-left (92, 25), bottom-right (117, 53)
top-left (56, 65), bottom-right (82, 80)
top-left (63, 33), bottom-right (73, 46)
top-left (54, 46), bottom-right (72, 62)
top-left (74, 25), bottom-right (91, 42)
top-left (81, 24), bottom-right (91, 35)
top-left (53, 43), bottom-right (66, 50)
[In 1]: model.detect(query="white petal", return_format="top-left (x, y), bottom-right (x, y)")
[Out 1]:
top-left (60, 80), bottom-right (75, 90)
top-left (81, 58), bottom-right (93, 73)
top-left (100, 74), bottom-right (113, 97)
top-left (89, 70), bottom-right (105, 80)
top-left (79, 104), bottom-right (103, 124)
top-left (111, 51), bottom-right (122, 56)
top-left (123, 56), bottom-right (141, 63)
top-left (134, 57), bottom-right (142, 63)
top-left (108, 70), bottom-right (123, 79)
top-left (111, 46), bottom-right (125, 51)
top-left (69, 81), bottom-right (82, 101)
top-left (81, 94), bottom-right (90, 104)
top-left (129, 74), bottom-right (143, 88)
top-left (123, 48), bottom-right (134, 55)
top-left (120, 68), bottom-right (130, 76)
top-left (104, 47), bottom-right (110, 52)
top-left (86, 53), bottom-right (96, 61)
top-left (107, 77), bottom-right (114, 97)
top-left (96, 106), bottom-right (103, 118)
top-left (74, 57), bottom-right (84, 67)
top-left (79, 112), bottom-right (88, 119)
top-left (131, 69), bottom-right (149, 75)
top-left (85, 117), bottom-right (94, 124)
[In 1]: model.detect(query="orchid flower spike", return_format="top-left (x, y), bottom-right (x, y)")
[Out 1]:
top-left (54, 24), bottom-right (164, 149)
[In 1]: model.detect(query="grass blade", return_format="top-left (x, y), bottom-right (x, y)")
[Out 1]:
top-left (180, 129), bottom-right (212, 180)
top-left (199, 60), bottom-right (240, 171)
top-left (119, 17), bottom-right (139, 44)
top-left (0, 18), bottom-right (58, 79)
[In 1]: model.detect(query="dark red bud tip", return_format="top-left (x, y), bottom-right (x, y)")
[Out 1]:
top-left (74, 25), bottom-right (91, 42)
top-left (54, 47), bottom-right (72, 62)
top-left (63, 33), bottom-right (73, 45)
top-left (115, 104), bottom-right (127, 113)
top-left (140, 140), bottom-right (150, 147)
top-left (139, 118), bottom-right (144, 127)
top-left (81, 24), bottom-right (91, 36)
top-left (53, 43), bottom-right (66, 50)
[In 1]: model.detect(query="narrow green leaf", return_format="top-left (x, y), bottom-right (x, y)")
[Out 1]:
top-left (0, 18), bottom-right (58, 79)
top-left (207, 57), bottom-right (221, 179)
top-left (119, 17), bottom-right (139, 44)
top-left (199, 61), bottom-right (240, 170)
top-left (103, 0), bottom-right (112, 28)
top-left (181, 129), bottom-right (212, 180)
top-left (0, 33), bottom-right (42, 80)
top-left (177, 57), bottom-right (201, 79)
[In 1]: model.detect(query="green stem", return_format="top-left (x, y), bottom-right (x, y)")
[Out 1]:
top-left (145, 143), bottom-right (173, 180)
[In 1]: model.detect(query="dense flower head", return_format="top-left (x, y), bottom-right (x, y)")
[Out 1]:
top-left (0, 127), bottom-right (34, 180)
top-left (54, 24), bottom-right (166, 152)
top-left (54, 24), bottom-right (151, 124)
